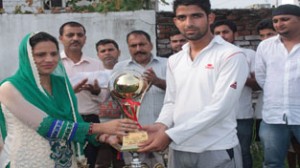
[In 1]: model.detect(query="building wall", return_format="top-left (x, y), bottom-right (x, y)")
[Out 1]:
top-left (156, 8), bottom-right (272, 56)
top-left (3, 0), bottom-right (42, 13)
top-left (0, 7), bottom-right (274, 80)
top-left (0, 11), bottom-right (156, 80)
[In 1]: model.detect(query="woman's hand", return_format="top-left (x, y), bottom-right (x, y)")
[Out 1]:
top-left (93, 119), bottom-right (139, 136)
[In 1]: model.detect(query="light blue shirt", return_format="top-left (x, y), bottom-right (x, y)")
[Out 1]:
top-left (113, 55), bottom-right (167, 125)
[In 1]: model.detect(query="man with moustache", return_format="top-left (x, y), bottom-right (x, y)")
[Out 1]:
top-left (113, 30), bottom-right (167, 168)
top-left (138, 0), bottom-right (249, 167)
top-left (59, 21), bottom-right (107, 168)
top-left (255, 4), bottom-right (300, 168)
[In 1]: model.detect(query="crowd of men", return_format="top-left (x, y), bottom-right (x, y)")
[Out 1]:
top-left (1, 0), bottom-right (300, 168)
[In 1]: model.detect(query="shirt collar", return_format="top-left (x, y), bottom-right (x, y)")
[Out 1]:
top-left (60, 51), bottom-right (90, 64)
top-left (274, 34), bottom-right (283, 44)
top-left (128, 54), bottom-right (159, 65)
top-left (182, 36), bottom-right (224, 53)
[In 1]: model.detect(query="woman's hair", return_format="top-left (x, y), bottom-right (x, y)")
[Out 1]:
top-left (29, 32), bottom-right (59, 50)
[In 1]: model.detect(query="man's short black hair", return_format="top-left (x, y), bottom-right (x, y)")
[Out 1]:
top-left (126, 30), bottom-right (151, 43)
top-left (170, 28), bottom-right (182, 38)
top-left (59, 21), bottom-right (86, 36)
top-left (95, 39), bottom-right (119, 52)
top-left (256, 18), bottom-right (275, 33)
top-left (211, 19), bottom-right (237, 33)
top-left (173, 0), bottom-right (211, 16)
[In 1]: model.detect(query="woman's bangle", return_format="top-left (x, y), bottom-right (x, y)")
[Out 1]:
top-left (88, 123), bottom-right (94, 135)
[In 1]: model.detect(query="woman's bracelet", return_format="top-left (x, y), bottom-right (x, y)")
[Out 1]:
top-left (88, 123), bottom-right (94, 135)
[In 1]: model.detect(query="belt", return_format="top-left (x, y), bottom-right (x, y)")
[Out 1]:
top-left (226, 148), bottom-right (234, 160)
top-left (81, 114), bottom-right (100, 123)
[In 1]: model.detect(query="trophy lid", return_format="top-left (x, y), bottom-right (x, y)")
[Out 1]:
top-left (109, 70), bottom-right (147, 99)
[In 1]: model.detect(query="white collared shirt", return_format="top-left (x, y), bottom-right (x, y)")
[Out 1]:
top-left (255, 35), bottom-right (300, 124)
top-left (61, 51), bottom-right (108, 115)
top-left (237, 48), bottom-right (255, 119)
top-left (156, 36), bottom-right (249, 153)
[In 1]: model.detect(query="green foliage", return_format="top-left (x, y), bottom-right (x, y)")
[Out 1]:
top-left (68, 0), bottom-right (156, 13)
top-left (14, 5), bottom-right (23, 14)
top-left (0, 8), bottom-right (4, 14)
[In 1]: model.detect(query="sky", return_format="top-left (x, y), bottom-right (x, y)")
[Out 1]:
top-left (158, 0), bottom-right (287, 11)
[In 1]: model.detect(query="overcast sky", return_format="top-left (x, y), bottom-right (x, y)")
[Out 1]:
top-left (158, 0), bottom-right (289, 11)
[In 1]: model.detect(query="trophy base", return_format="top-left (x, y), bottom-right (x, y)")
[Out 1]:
top-left (111, 131), bottom-right (148, 152)
top-left (121, 145), bottom-right (139, 151)
top-left (122, 130), bottom-right (148, 151)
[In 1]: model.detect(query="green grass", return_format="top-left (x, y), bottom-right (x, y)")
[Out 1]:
top-left (251, 141), bottom-right (264, 168)
top-left (251, 140), bottom-right (292, 168)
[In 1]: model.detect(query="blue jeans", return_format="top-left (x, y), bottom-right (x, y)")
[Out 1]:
top-left (237, 119), bottom-right (254, 168)
top-left (259, 121), bottom-right (300, 168)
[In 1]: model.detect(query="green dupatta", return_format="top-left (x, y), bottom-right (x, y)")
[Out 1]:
top-left (0, 33), bottom-right (88, 165)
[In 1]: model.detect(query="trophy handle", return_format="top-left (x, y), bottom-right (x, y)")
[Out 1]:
top-left (111, 95), bottom-right (142, 128)
top-left (136, 82), bottom-right (152, 120)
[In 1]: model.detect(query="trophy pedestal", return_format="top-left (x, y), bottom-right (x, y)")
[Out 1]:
top-left (130, 152), bottom-right (142, 168)
top-left (122, 131), bottom-right (148, 151)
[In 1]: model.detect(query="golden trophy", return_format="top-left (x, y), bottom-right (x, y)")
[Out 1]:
top-left (109, 70), bottom-right (150, 152)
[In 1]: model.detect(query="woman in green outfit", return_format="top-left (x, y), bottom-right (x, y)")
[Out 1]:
top-left (0, 32), bottom-right (137, 168)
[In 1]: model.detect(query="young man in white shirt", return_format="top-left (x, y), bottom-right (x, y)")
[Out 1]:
top-left (138, 0), bottom-right (249, 167)
top-left (161, 29), bottom-right (187, 58)
top-left (255, 4), bottom-right (300, 168)
top-left (211, 19), bottom-right (258, 168)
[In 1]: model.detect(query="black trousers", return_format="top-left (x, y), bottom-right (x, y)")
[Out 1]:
top-left (81, 114), bottom-right (100, 168)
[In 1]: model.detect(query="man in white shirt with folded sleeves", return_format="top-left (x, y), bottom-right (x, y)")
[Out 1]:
top-left (255, 4), bottom-right (300, 168)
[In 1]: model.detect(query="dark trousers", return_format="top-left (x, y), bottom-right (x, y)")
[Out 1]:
top-left (96, 143), bottom-right (125, 168)
top-left (81, 114), bottom-right (100, 168)
top-left (237, 119), bottom-right (254, 168)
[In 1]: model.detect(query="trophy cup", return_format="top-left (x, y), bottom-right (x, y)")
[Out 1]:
top-left (109, 70), bottom-right (151, 168)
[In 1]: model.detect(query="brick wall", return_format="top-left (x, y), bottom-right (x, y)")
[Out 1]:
top-left (156, 8), bottom-right (272, 56)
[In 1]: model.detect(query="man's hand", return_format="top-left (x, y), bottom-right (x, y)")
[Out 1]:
top-left (143, 68), bottom-right (166, 90)
top-left (245, 72), bottom-right (261, 91)
top-left (81, 79), bottom-right (101, 95)
top-left (138, 123), bottom-right (171, 152)
top-left (73, 79), bottom-right (101, 95)
top-left (73, 78), bottom-right (88, 93)
top-left (143, 68), bottom-right (158, 85)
